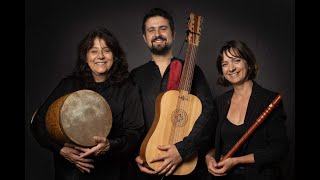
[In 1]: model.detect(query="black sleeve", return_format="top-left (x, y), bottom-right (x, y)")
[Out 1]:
top-left (253, 100), bottom-right (290, 165)
top-left (30, 77), bottom-right (77, 155)
top-left (107, 84), bottom-right (145, 160)
top-left (175, 65), bottom-right (218, 160)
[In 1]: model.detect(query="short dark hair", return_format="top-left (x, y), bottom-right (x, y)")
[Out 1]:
top-left (142, 8), bottom-right (175, 35)
top-left (216, 40), bottom-right (258, 87)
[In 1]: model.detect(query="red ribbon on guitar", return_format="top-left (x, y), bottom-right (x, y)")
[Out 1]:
top-left (167, 60), bottom-right (182, 90)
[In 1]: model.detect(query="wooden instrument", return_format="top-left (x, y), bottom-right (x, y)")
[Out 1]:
top-left (45, 89), bottom-right (112, 147)
top-left (140, 12), bottom-right (204, 175)
top-left (219, 94), bottom-right (283, 162)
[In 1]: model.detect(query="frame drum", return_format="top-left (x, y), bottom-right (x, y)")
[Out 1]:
top-left (46, 89), bottom-right (112, 147)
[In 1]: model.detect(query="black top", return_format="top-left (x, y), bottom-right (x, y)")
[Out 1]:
top-left (30, 76), bottom-right (144, 180)
top-left (212, 81), bottom-right (289, 180)
top-left (130, 58), bottom-right (217, 161)
top-left (221, 118), bottom-right (246, 157)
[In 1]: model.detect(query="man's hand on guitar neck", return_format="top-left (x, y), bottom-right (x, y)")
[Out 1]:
top-left (150, 144), bottom-right (182, 176)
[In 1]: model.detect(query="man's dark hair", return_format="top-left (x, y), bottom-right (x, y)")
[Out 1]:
top-left (142, 8), bottom-right (175, 35)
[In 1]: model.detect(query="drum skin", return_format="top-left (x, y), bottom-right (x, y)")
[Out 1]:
top-left (45, 89), bottom-right (112, 147)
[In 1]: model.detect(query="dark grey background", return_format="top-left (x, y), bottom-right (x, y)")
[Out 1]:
top-left (25, 0), bottom-right (295, 179)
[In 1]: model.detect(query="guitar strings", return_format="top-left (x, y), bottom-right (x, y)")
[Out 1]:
top-left (172, 43), bottom-right (198, 143)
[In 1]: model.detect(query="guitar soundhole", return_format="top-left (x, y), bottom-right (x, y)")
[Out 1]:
top-left (171, 109), bottom-right (188, 127)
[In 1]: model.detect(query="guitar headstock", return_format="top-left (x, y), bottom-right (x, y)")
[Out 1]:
top-left (186, 13), bottom-right (203, 46)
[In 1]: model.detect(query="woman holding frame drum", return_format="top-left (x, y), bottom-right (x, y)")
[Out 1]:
top-left (31, 27), bottom-right (144, 180)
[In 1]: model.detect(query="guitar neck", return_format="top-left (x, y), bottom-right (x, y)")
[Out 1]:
top-left (178, 12), bottom-right (202, 93)
top-left (178, 44), bottom-right (198, 92)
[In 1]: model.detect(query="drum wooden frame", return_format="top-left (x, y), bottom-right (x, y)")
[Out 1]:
top-left (46, 89), bottom-right (112, 147)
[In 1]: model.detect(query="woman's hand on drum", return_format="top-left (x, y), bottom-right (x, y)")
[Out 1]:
top-left (60, 144), bottom-right (95, 173)
top-left (75, 136), bottom-right (110, 158)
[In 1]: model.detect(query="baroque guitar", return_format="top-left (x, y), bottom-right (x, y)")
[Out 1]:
top-left (139, 13), bottom-right (204, 175)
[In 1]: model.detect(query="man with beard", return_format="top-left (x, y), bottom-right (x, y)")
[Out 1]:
top-left (129, 8), bottom-right (217, 180)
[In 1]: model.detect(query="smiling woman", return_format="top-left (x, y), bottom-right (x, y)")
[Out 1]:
top-left (86, 38), bottom-right (114, 82)
top-left (205, 40), bottom-right (289, 180)
top-left (30, 27), bottom-right (144, 180)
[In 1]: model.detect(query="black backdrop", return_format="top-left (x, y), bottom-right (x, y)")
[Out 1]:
top-left (25, 0), bottom-right (295, 179)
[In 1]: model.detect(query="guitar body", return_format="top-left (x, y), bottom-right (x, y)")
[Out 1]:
top-left (140, 90), bottom-right (202, 175)
top-left (140, 12), bottom-right (204, 176)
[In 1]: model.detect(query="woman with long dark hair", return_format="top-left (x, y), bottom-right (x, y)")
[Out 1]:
top-left (31, 27), bottom-right (144, 180)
